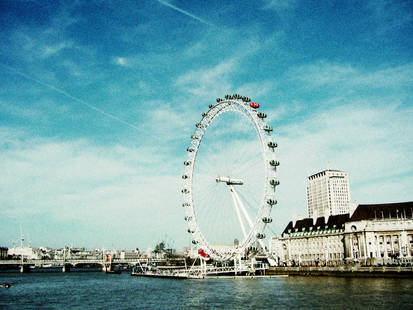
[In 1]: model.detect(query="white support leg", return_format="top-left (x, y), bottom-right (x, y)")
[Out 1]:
top-left (234, 257), bottom-right (237, 275)
top-left (232, 186), bottom-right (277, 267)
top-left (232, 188), bottom-right (253, 228)
top-left (229, 185), bottom-right (247, 239)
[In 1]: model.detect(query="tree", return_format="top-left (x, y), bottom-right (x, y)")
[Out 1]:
top-left (154, 241), bottom-right (165, 253)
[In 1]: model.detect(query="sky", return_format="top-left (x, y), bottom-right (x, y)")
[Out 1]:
top-left (0, 0), bottom-right (412, 251)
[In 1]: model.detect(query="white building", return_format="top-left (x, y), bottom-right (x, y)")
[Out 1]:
top-left (307, 169), bottom-right (351, 218)
top-left (120, 250), bottom-right (140, 260)
top-left (344, 202), bottom-right (413, 263)
top-left (270, 214), bottom-right (348, 266)
top-left (270, 201), bottom-right (413, 266)
top-left (7, 246), bottom-right (42, 260)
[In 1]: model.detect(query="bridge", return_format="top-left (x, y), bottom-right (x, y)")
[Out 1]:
top-left (0, 257), bottom-right (183, 273)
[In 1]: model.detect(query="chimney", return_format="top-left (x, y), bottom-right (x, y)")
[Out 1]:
top-left (292, 214), bottom-right (297, 228)
top-left (312, 210), bottom-right (318, 226)
top-left (292, 214), bottom-right (303, 228)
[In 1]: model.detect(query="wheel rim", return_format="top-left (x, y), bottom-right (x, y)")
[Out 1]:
top-left (182, 97), bottom-right (279, 261)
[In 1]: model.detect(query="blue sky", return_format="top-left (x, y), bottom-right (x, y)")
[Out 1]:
top-left (0, 0), bottom-right (412, 250)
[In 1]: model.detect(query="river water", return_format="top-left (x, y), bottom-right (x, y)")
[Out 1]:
top-left (1, 271), bottom-right (412, 309)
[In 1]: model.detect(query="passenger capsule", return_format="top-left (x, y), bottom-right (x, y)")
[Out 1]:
top-left (268, 141), bottom-right (277, 148)
top-left (225, 94), bottom-right (230, 99)
top-left (182, 175), bottom-right (189, 179)
top-left (269, 179), bottom-right (280, 187)
top-left (184, 161), bottom-right (191, 166)
top-left (256, 233), bottom-right (266, 239)
top-left (267, 198), bottom-right (277, 206)
top-left (250, 102), bottom-right (260, 109)
top-left (198, 249), bottom-right (210, 258)
top-left (196, 123), bottom-right (204, 128)
top-left (184, 216), bottom-right (192, 221)
top-left (202, 112), bottom-right (208, 117)
top-left (192, 240), bottom-right (199, 244)
top-left (263, 125), bottom-right (273, 132)
top-left (257, 112), bottom-right (267, 119)
top-left (262, 217), bottom-right (273, 223)
top-left (187, 229), bottom-right (195, 233)
top-left (209, 104), bottom-right (215, 109)
top-left (182, 202), bottom-right (190, 207)
top-left (181, 188), bottom-right (189, 194)
top-left (187, 147), bottom-right (194, 152)
top-left (269, 160), bottom-right (280, 167)
top-left (191, 135), bottom-right (199, 140)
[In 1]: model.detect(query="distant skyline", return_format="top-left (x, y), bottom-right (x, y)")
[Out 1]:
top-left (1, 0), bottom-right (412, 250)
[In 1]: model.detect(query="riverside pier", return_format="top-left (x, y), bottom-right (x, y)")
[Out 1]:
top-left (267, 265), bottom-right (413, 278)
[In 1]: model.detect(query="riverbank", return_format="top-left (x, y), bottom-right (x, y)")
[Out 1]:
top-left (267, 266), bottom-right (413, 278)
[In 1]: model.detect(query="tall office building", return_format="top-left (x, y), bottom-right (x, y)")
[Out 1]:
top-left (307, 169), bottom-right (351, 218)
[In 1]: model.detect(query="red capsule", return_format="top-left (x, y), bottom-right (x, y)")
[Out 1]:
top-left (198, 248), bottom-right (210, 258)
top-left (250, 102), bottom-right (260, 109)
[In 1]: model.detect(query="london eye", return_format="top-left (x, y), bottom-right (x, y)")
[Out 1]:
top-left (182, 94), bottom-right (279, 262)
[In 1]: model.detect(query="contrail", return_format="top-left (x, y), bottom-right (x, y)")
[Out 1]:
top-left (0, 63), bottom-right (142, 132)
top-left (156, 0), bottom-right (216, 27)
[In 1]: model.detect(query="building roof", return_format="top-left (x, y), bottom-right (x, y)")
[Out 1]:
top-left (282, 213), bottom-right (350, 235)
top-left (307, 169), bottom-right (345, 180)
top-left (281, 201), bottom-right (413, 235)
top-left (350, 201), bottom-right (413, 221)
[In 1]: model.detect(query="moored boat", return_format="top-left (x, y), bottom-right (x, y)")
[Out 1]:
top-left (131, 266), bottom-right (203, 279)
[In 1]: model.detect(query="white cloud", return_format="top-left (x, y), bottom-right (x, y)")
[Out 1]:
top-left (136, 100), bottom-right (198, 144)
top-left (114, 57), bottom-right (128, 67)
top-left (262, 0), bottom-right (297, 19)
top-left (0, 129), bottom-right (188, 248)
top-left (236, 81), bottom-right (276, 99)
top-left (175, 60), bottom-right (237, 97)
top-left (263, 0), bottom-right (297, 11)
top-left (288, 61), bottom-right (413, 90)
top-left (288, 62), bottom-right (356, 87)
top-left (41, 42), bottom-right (73, 58)
top-left (260, 59), bottom-right (413, 233)
top-left (10, 6), bottom-right (79, 63)
top-left (271, 102), bottom-right (413, 232)
top-left (367, 0), bottom-right (413, 35)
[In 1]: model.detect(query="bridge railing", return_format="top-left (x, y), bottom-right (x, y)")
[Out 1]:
top-left (0, 257), bottom-right (172, 265)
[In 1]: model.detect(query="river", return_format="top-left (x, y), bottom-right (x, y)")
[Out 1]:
top-left (1, 271), bottom-right (412, 309)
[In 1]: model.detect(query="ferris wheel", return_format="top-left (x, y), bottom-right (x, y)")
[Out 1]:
top-left (181, 94), bottom-right (279, 262)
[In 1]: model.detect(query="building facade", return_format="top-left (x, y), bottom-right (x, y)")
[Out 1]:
top-left (344, 202), bottom-right (413, 264)
top-left (270, 202), bottom-right (413, 266)
top-left (307, 169), bottom-right (351, 218)
top-left (7, 246), bottom-right (42, 260)
top-left (0, 247), bottom-right (8, 259)
top-left (270, 214), bottom-right (348, 266)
